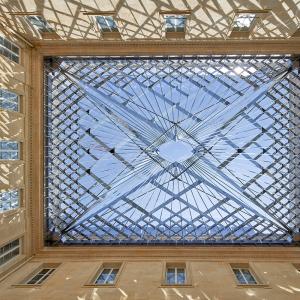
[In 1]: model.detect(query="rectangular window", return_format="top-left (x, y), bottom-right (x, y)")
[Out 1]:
top-left (233, 267), bottom-right (257, 285)
top-left (0, 189), bottom-right (19, 212)
top-left (166, 266), bottom-right (186, 285)
top-left (0, 141), bottom-right (19, 160)
top-left (0, 88), bottom-right (19, 112)
top-left (165, 15), bottom-right (187, 32)
top-left (96, 16), bottom-right (118, 32)
top-left (26, 16), bottom-right (54, 33)
top-left (0, 239), bottom-right (20, 266)
top-left (0, 36), bottom-right (19, 63)
top-left (26, 268), bottom-right (56, 285)
top-left (232, 13), bottom-right (256, 31)
top-left (95, 267), bottom-right (119, 284)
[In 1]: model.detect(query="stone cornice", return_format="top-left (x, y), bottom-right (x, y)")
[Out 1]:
top-left (34, 39), bottom-right (300, 56)
top-left (35, 246), bottom-right (300, 261)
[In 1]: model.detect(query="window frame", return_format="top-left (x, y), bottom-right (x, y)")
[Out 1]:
top-left (0, 238), bottom-right (21, 267)
top-left (229, 263), bottom-right (268, 287)
top-left (25, 15), bottom-right (55, 33)
top-left (0, 189), bottom-right (20, 213)
top-left (166, 266), bottom-right (186, 285)
top-left (232, 13), bottom-right (257, 32)
top-left (95, 15), bottom-right (119, 33)
top-left (25, 268), bottom-right (56, 285)
top-left (160, 11), bottom-right (190, 39)
top-left (0, 88), bottom-right (20, 112)
top-left (90, 14), bottom-right (121, 39)
top-left (14, 263), bottom-right (60, 287)
top-left (84, 262), bottom-right (123, 287)
top-left (162, 262), bottom-right (192, 287)
top-left (0, 35), bottom-right (20, 63)
top-left (232, 267), bottom-right (258, 285)
top-left (229, 10), bottom-right (270, 38)
top-left (164, 15), bottom-right (187, 33)
top-left (0, 141), bottom-right (20, 160)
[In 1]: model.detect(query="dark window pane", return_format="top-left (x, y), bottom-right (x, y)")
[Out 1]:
top-left (233, 269), bottom-right (246, 284)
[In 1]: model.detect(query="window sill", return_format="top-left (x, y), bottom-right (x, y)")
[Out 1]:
top-left (160, 284), bottom-right (193, 288)
top-left (236, 284), bottom-right (270, 288)
top-left (12, 284), bottom-right (43, 288)
top-left (83, 284), bottom-right (117, 288)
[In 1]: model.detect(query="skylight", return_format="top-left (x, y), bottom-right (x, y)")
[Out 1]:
top-left (233, 13), bottom-right (256, 31)
top-left (165, 15), bottom-right (187, 32)
top-left (95, 16), bottom-right (118, 32)
top-left (44, 56), bottom-right (298, 245)
top-left (26, 15), bottom-right (54, 33)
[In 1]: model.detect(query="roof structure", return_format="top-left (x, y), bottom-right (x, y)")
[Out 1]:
top-left (44, 55), bottom-right (300, 245)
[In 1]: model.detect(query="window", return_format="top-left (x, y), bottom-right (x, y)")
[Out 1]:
top-left (0, 88), bottom-right (19, 112)
top-left (95, 267), bottom-right (119, 284)
top-left (164, 263), bottom-right (188, 285)
top-left (26, 15), bottom-right (54, 33)
top-left (0, 36), bottom-right (19, 63)
top-left (96, 16), bottom-right (118, 32)
top-left (232, 13), bottom-right (256, 32)
top-left (0, 239), bottom-right (20, 266)
top-left (166, 267), bottom-right (186, 284)
top-left (0, 189), bottom-right (19, 212)
top-left (0, 141), bottom-right (19, 160)
top-left (89, 263), bottom-right (122, 285)
top-left (26, 268), bottom-right (56, 285)
top-left (165, 15), bottom-right (187, 32)
top-left (232, 267), bottom-right (257, 285)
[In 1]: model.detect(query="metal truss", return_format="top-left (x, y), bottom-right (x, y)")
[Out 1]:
top-left (44, 55), bottom-right (300, 245)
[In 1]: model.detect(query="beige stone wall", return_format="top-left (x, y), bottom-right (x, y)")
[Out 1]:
top-left (1, 258), bottom-right (300, 299)
top-left (0, 31), bottom-right (31, 274)
top-left (0, 161), bottom-right (24, 189)
top-left (0, 110), bottom-right (24, 141)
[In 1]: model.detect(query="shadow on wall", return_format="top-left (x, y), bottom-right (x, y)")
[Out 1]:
top-left (0, 162), bottom-right (24, 188)
top-left (0, 111), bottom-right (24, 141)
top-left (0, 56), bottom-right (24, 94)
top-left (0, 0), bottom-right (299, 40)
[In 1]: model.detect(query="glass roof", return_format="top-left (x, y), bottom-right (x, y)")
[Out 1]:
top-left (44, 55), bottom-right (299, 245)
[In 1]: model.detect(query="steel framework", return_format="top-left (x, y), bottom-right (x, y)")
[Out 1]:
top-left (44, 55), bottom-right (300, 245)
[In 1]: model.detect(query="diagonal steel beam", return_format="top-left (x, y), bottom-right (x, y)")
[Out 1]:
top-left (188, 67), bottom-right (292, 144)
top-left (181, 161), bottom-right (291, 232)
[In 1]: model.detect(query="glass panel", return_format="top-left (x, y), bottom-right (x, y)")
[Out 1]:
top-left (241, 268), bottom-right (257, 284)
top-left (106, 268), bottom-right (119, 283)
top-left (165, 16), bottom-right (187, 32)
top-left (177, 268), bottom-right (186, 284)
top-left (0, 141), bottom-right (19, 160)
top-left (0, 88), bottom-right (19, 112)
top-left (0, 36), bottom-right (19, 63)
top-left (95, 268), bottom-right (111, 284)
top-left (26, 268), bottom-right (55, 284)
top-left (233, 14), bottom-right (256, 31)
top-left (0, 189), bottom-right (19, 212)
top-left (27, 274), bottom-right (44, 284)
top-left (96, 16), bottom-right (118, 32)
top-left (166, 268), bottom-right (176, 284)
top-left (0, 239), bottom-right (20, 266)
top-left (26, 16), bottom-right (54, 33)
top-left (233, 269), bottom-right (247, 284)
